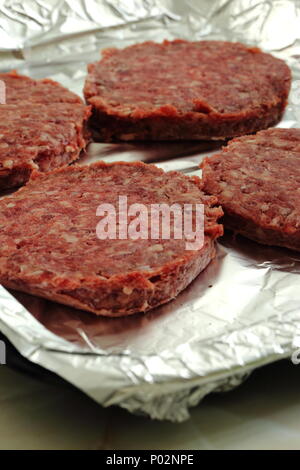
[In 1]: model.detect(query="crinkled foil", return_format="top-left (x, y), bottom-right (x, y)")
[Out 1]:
top-left (0, 0), bottom-right (300, 422)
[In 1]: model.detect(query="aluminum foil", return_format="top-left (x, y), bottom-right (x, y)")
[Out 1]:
top-left (0, 0), bottom-right (300, 422)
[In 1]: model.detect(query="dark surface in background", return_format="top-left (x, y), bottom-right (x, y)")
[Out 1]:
top-left (0, 331), bottom-right (68, 387)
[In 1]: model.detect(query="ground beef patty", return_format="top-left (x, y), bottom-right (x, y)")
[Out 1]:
top-left (201, 128), bottom-right (300, 251)
top-left (0, 161), bottom-right (223, 317)
top-left (0, 71), bottom-right (91, 190)
top-left (84, 39), bottom-right (291, 142)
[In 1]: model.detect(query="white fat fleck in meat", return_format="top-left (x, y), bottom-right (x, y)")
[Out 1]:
top-left (2, 159), bottom-right (13, 169)
top-left (62, 233), bottom-right (78, 243)
top-left (149, 244), bottom-right (164, 252)
top-left (59, 200), bottom-right (73, 207)
top-left (221, 189), bottom-right (233, 198)
top-left (269, 216), bottom-right (281, 227)
top-left (19, 264), bottom-right (28, 273)
top-left (229, 170), bottom-right (241, 178)
top-left (260, 203), bottom-right (270, 212)
top-left (29, 270), bottom-right (44, 276)
top-left (39, 133), bottom-right (61, 144)
top-left (123, 286), bottom-right (133, 295)
top-left (137, 265), bottom-right (152, 271)
top-left (278, 207), bottom-right (291, 216)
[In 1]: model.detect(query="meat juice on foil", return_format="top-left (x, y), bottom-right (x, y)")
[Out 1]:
top-left (0, 0), bottom-right (300, 421)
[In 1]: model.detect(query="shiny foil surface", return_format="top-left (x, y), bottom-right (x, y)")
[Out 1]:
top-left (0, 0), bottom-right (300, 422)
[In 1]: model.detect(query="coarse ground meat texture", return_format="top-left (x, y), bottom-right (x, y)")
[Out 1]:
top-left (201, 128), bottom-right (300, 252)
top-left (0, 71), bottom-right (91, 190)
top-left (84, 39), bottom-right (291, 142)
top-left (0, 161), bottom-right (223, 317)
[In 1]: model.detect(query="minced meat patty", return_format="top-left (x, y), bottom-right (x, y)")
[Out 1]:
top-left (0, 161), bottom-right (223, 317)
top-left (201, 128), bottom-right (300, 251)
top-left (84, 39), bottom-right (291, 141)
top-left (0, 71), bottom-right (91, 190)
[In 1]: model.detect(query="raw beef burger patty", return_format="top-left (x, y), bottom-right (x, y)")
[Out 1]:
top-left (201, 128), bottom-right (300, 251)
top-left (84, 39), bottom-right (291, 142)
top-left (0, 71), bottom-right (91, 190)
top-left (0, 161), bottom-right (223, 317)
